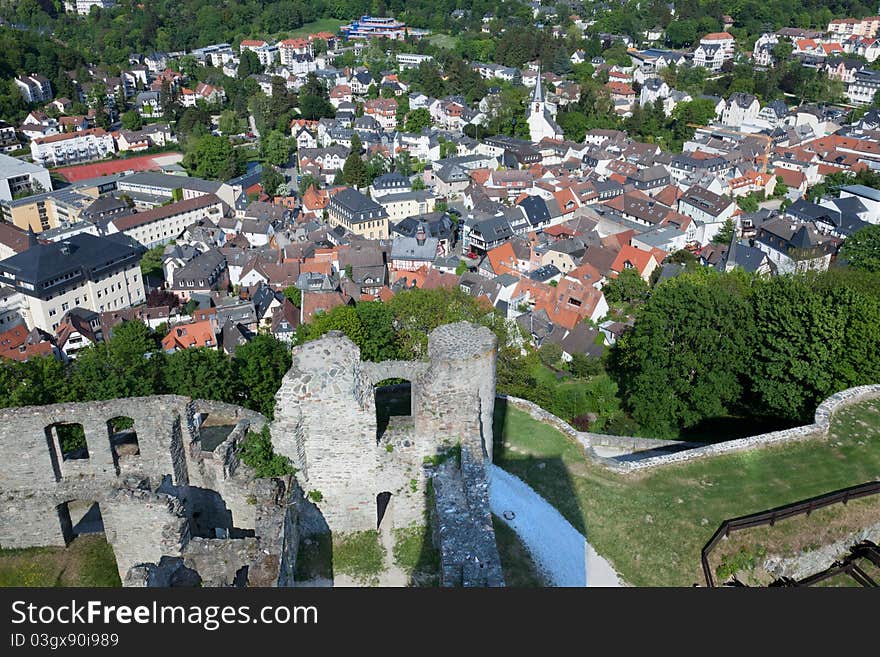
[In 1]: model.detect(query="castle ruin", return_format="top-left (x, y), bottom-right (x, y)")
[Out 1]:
top-left (0, 321), bottom-right (505, 587)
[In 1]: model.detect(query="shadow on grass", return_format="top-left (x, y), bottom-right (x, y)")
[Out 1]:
top-left (492, 397), bottom-right (587, 537)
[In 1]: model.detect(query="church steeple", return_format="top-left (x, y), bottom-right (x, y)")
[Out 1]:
top-left (532, 66), bottom-right (544, 104)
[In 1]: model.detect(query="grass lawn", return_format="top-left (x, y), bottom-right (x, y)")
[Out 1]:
top-left (493, 397), bottom-right (880, 586)
top-left (392, 523), bottom-right (440, 586)
top-left (274, 19), bottom-right (344, 40)
top-left (707, 495), bottom-right (880, 585)
top-left (429, 34), bottom-right (459, 50)
top-left (492, 515), bottom-right (546, 587)
top-left (0, 535), bottom-right (120, 587)
top-left (332, 530), bottom-right (386, 586)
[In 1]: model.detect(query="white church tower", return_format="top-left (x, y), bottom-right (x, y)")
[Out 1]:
top-left (527, 67), bottom-right (564, 143)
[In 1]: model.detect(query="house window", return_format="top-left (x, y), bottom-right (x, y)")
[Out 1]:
top-left (62, 302), bottom-right (69, 311)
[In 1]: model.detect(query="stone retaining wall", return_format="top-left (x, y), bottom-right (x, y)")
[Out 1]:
top-left (431, 447), bottom-right (504, 587)
top-left (501, 384), bottom-right (880, 474)
top-left (192, 400), bottom-right (268, 432)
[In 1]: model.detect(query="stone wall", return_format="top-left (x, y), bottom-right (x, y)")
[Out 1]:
top-left (0, 322), bottom-right (517, 588)
top-left (431, 447), bottom-right (504, 587)
top-left (502, 384), bottom-right (880, 474)
top-left (270, 322), bottom-right (498, 536)
top-left (192, 399), bottom-right (268, 432)
top-left (0, 394), bottom-right (291, 587)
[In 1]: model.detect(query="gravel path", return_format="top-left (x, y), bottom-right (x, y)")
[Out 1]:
top-left (488, 464), bottom-right (623, 587)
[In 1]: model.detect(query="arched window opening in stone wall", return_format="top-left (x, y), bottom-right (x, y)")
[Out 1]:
top-left (44, 422), bottom-right (88, 481)
top-left (107, 416), bottom-right (139, 475)
top-left (374, 378), bottom-right (413, 444)
top-left (57, 499), bottom-right (105, 545)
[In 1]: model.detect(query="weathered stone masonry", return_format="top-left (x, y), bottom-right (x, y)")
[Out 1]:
top-left (270, 321), bottom-right (504, 585)
top-left (0, 395), bottom-right (293, 587)
top-left (0, 322), bottom-right (506, 587)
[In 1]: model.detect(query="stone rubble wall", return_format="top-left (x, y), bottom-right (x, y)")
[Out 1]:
top-left (762, 521), bottom-right (880, 582)
top-left (502, 384), bottom-right (880, 474)
top-left (192, 399), bottom-right (268, 432)
top-left (431, 447), bottom-right (504, 587)
top-left (102, 488), bottom-right (190, 582)
top-left (0, 393), bottom-right (289, 587)
top-left (270, 322), bottom-right (499, 539)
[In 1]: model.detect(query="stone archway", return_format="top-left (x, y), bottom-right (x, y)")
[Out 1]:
top-left (376, 491), bottom-right (392, 530)
top-left (374, 379), bottom-right (413, 444)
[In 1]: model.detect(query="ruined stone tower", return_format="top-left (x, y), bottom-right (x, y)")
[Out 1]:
top-left (270, 321), bottom-right (498, 535)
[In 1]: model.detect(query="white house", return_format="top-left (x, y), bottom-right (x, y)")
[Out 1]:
top-left (721, 93), bottom-right (760, 127)
top-left (693, 32), bottom-right (736, 70)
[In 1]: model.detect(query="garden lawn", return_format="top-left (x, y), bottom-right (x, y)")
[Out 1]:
top-left (493, 398), bottom-right (880, 586)
top-left (0, 535), bottom-right (120, 587)
top-left (428, 34), bottom-right (459, 49)
top-left (277, 19), bottom-right (344, 39)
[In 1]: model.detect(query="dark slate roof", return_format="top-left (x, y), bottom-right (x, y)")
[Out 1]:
top-left (393, 212), bottom-right (454, 240)
top-left (528, 264), bottom-right (561, 282)
top-left (840, 184), bottom-right (880, 202)
top-left (470, 215), bottom-right (513, 242)
top-left (519, 195), bottom-right (552, 226)
top-left (0, 233), bottom-right (144, 299)
top-left (372, 172), bottom-right (410, 190)
top-left (330, 187), bottom-right (389, 222)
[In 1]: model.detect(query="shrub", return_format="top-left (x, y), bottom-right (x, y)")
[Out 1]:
top-left (239, 426), bottom-right (295, 477)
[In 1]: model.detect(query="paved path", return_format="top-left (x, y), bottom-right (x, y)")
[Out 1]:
top-left (488, 465), bottom-right (622, 587)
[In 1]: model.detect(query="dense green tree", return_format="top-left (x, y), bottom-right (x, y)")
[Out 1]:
top-left (0, 355), bottom-right (70, 408)
top-left (218, 109), bottom-right (240, 135)
top-left (260, 166), bottom-right (284, 196)
top-left (603, 268), bottom-right (650, 304)
top-left (233, 334), bottom-right (292, 418)
top-left (69, 321), bottom-right (164, 401)
top-left (610, 270), bottom-right (755, 437)
top-left (840, 225), bottom-right (880, 273)
top-left (712, 218), bottom-right (737, 245)
top-left (182, 135), bottom-right (242, 181)
top-left (298, 91), bottom-right (334, 120)
top-left (164, 347), bottom-right (236, 401)
top-left (404, 108), bottom-right (431, 133)
top-left (342, 152), bottom-right (368, 188)
top-left (139, 245), bottom-right (165, 280)
top-left (238, 49), bottom-right (262, 79)
top-left (538, 342), bottom-right (563, 367)
top-left (121, 110), bottom-right (143, 131)
top-left (750, 275), bottom-right (880, 421)
top-left (260, 130), bottom-right (292, 167)
top-left (282, 286), bottom-right (302, 308)
top-left (569, 352), bottom-right (603, 379)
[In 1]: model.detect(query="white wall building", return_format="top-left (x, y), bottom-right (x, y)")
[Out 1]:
top-left (30, 128), bottom-right (115, 168)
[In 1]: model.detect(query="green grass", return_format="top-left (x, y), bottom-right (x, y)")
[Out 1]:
top-left (332, 530), bottom-right (386, 585)
top-left (492, 515), bottom-right (546, 587)
top-left (428, 34), bottom-right (459, 50)
top-left (0, 535), bottom-right (121, 587)
top-left (392, 523), bottom-right (440, 585)
top-left (274, 19), bottom-right (344, 40)
top-left (294, 533), bottom-right (332, 581)
top-left (493, 397), bottom-right (880, 586)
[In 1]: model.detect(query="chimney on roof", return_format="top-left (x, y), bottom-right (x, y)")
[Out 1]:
top-left (416, 223), bottom-right (427, 246)
top-left (59, 241), bottom-right (71, 255)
